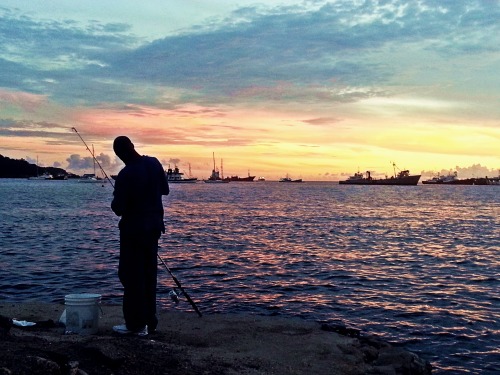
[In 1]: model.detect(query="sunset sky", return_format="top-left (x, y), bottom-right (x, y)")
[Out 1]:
top-left (0, 0), bottom-right (499, 180)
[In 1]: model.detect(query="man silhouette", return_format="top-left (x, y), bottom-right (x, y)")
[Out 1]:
top-left (111, 136), bottom-right (169, 336)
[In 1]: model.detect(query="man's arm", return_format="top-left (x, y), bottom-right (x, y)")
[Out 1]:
top-left (155, 158), bottom-right (169, 196)
top-left (111, 173), bottom-right (127, 216)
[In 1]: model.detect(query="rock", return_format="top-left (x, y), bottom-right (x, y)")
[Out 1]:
top-left (13, 356), bottom-right (60, 375)
top-left (0, 303), bottom-right (433, 375)
top-left (0, 316), bottom-right (12, 336)
top-left (374, 346), bottom-right (432, 374)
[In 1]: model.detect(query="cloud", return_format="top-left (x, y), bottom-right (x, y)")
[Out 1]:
top-left (0, 90), bottom-right (48, 111)
top-left (421, 164), bottom-right (500, 179)
top-left (0, 7), bottom-right (138, 104)
top-left (0, 118), bottom-right (76, 141)
top-left (165, 158), bottom-right (180, 166)
top-left (64, 151), bottom-right (122, 173)
top-left (65, 154), bottom-right (95, 170)
top-left (1, 1), bottom-right (498, 109)
top-left (302, 117), bottom-right (343, 126)
top-left (25, 156), bottom-right (37, 165)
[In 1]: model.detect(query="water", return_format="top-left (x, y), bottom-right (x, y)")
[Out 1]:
top-left (0, 179), bottom-right (498, 374)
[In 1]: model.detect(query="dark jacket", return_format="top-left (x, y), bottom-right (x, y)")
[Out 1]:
top-left (111, 156), bottom-right (169, 234)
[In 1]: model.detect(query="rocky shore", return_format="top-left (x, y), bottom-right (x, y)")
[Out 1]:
top-left (0, 303), bottom-right (431, 374)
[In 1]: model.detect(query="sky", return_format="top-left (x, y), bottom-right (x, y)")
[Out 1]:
top-left (0, 0), bottom-right (499, 180)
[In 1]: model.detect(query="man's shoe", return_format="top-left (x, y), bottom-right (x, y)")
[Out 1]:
top-left (113, 324), bottom-right (148, 337)
top-left (147, 321), bottom-right (157, 334)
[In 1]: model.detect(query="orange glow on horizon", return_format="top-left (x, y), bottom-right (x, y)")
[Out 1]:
top-left (1, 101), bottom-right (499, 180)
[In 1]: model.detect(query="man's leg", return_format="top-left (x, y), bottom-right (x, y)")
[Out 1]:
top-left (145, 231), bottom-right (160, 332)
top-left (119, 232), bottom-right (148, 331)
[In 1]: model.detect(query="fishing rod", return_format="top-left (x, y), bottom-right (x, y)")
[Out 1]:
top-left (71, 127), bottom-right (202, 317)
top-left (157, 251), bottom-right (203, 317)
top-left (71, 127), bottom-right (115, 187)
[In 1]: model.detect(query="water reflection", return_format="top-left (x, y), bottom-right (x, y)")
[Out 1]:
top-left (0, 180), bottom-right (498, 373)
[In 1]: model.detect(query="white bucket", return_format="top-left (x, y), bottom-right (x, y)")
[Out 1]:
top-left (64, 293), bottom-right (101, 335)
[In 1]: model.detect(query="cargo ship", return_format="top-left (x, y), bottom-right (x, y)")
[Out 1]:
top-left (339, 164), bottom-right (420, 185)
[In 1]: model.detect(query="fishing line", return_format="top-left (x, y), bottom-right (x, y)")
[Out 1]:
top-left (71, 127), bottom-right (115, 187)
top-left (71, 127), bottom-right (202, 317)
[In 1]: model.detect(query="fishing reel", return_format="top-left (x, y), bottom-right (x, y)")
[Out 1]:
top-left (168, 288), bottom-right (184, 304)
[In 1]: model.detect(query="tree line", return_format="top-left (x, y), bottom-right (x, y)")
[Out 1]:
top-left (0, 155), bottom-right (74, 178)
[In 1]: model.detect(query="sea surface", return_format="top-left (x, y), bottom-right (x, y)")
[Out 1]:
top-left (0, 179), bottom-right (498, 374)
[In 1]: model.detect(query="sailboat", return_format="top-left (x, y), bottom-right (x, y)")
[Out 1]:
top-left (79, 145), bottom-right (106, 183)
top-left (204, 153), bottom-right (229, 183)
top-left (28, 156), bottom-right (53, 180)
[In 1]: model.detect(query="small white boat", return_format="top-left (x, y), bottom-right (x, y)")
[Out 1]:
top-left (78, 144), bottom-right (107, 183)
top-left (166, 166), bottom-right (198, 183)
top-left (28, 156), bottom-right (53, 180)
top-left (28, 173), bottom-right (53, 180)
top-left (78, 173), bottom-right (106, 183)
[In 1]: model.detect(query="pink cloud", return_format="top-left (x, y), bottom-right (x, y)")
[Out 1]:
top-left (0, 90), bottom-right (48, 112)
top-left (302, 117), bottom-right (343, 126)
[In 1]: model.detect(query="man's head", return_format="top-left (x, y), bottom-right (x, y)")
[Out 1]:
top-left (113, 136), bottom-right (140, 164)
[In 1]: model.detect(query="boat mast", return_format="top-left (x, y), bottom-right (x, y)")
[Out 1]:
top-left (92, 144), bottom-right (96, 176)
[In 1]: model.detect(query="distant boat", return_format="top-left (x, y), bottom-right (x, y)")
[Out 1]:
top-left (489, 171), bottom-right (500, 185)
top-left (204, 153), bottom-right (229, 183)
top-left (257, 177), bottom-right (266, 182)
top-left (27, 156), bottom-right (53, 180)
top-left (78, 145), bottom-right (106, 183)
top-left (223, 172), bottom-right (255, 182)
top-left (421, 171), bottom-right (500, 185)
top-left (339, 164), bottom-right (420, 185)
top-left (52, 174), bottom-right (68, 180)
top-left (28, 173), bottom-right (53, 180)
top-left (79, 173), bottom-right (106, 183)
top-left (488, 178), bottom-right (500, 185)
top-left (422, 172), bottom-right (459, 184)
top-left (279, 174), bottom-right (302, 183)
top-left (166, 166), bottom-right (198, 183)
top-left (339, 171), bottom-right (365, 184)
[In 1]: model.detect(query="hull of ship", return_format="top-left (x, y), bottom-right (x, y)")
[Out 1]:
top-left (204, 179), bottom-right (229, 183)
top-left (225, 176), bottom-right (255, 182)
top-left (339, 175), bottom-right (421, 185)
top-left (28, 176), bottom-right (53, 180)
top-left (168, 178), bottom-right (198, 183)
top-left (442, 178), bottom-right (486, 185)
